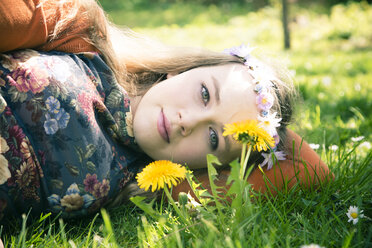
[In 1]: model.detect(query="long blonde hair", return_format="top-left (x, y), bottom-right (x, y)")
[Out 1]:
top-left (44, 0), bottom-right (296, 204)
top-left (42, 0), bottom-right (254, 93)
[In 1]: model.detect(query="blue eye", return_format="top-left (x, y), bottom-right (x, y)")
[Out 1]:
top-left (209, 127), bottom-right (219, 151)
top-left (201, 84), bottom-right (210, 105)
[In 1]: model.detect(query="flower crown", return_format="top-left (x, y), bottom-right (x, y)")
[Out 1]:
top-left (223, 44), bottom-right (286, 169)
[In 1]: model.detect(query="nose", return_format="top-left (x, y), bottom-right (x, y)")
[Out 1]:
top-left (178, 109), bottom-right (212, 137)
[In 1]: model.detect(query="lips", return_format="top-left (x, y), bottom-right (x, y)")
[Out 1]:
top-left (157, 109), bottom-right (171, 143)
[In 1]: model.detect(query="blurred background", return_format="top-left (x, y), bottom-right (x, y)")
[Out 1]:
top-left (98, 0), bottom-right (371, 152)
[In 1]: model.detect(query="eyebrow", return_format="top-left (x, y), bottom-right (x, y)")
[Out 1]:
top-left (212, 76), bottom-right (220, 105)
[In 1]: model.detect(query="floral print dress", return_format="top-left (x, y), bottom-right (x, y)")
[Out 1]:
top-left (0, 50), bottom-right (145, 223)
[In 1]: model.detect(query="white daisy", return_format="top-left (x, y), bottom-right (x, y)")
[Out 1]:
top-left (300, 244), bottom-right (324, 248)
top-left (351, 136), bottom-right (364, 142)
top-left (346, 206), bottom-right (364, 225)
top-left (309, 143), bottom-right (320, 150)
top-left (258, 112), bottom-right (281, 136)
top-left (329, 145), bottom-right (338, 151)
top-left (360, 141), bottom-right (371, 150)
top-left (260, 150), bottom-right (286, 170)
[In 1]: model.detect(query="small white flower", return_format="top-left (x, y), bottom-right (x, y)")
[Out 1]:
top-left (93, 234), bottom-right (104, 245)
top-left (309, 143), bottom-right (320, 150)
top-left (329, 145), bottom-right (338, 151)
top-left (260, 150), bottom-right (286, 170)
top-left (360, 141), bottom-right (371, 150)
top-left (258, 112), bottom-right (281, 136)
top-left (346, 206), bottom-right (364, 225)
top-left (223, 44), bottom-right (254, 59)
top-left (351, 136), bottom-right (364, 142)
top-left (186, 193), bottom-right (201, 209)
top-left (300, 244), bottom-right (324, 248)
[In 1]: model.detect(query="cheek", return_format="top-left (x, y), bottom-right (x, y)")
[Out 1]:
top-left (170, 139), bottom-right (209, 169)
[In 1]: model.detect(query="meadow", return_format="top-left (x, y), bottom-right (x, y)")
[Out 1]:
top-left (1, 1), bottom-right (371, 247)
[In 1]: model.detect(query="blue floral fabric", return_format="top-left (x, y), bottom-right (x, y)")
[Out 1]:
top-left (0, 50), bottom-right (144, 223)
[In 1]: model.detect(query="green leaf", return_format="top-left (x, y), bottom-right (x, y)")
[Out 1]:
top-left (75, 146), bottom-right (83, 163)
top-left (206, 154), bottom-right (225, 219)
top-left (301, 198), bottom-right (318, 207)
top-left (85, 144), bottom-right (96, 159)
top-left (50, 179), bottom-right (64, 189)
top-left (106, 89), bottom-right (123, 109)
top-left (206, 154), bottom-right (220, 180)
top-left (227, 159), bottom-right (244, 222)
top-left (9, 86), bottom-right (28, 103)
top-left (130, 196), bottom-right (159, 219)
top-left (185, 171), bottom-right (212, 206)
top-left (86, 161), bottom-right (96, 171)
top-left (65, 162), bottom-right (79, 176)
top-left (226, 159), bottom-right (240, 187)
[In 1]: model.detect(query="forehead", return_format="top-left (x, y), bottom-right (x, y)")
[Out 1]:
top-left (194, 63), bottom-right (253, 89)
top-left (196, 63), bottom-right (258, 119)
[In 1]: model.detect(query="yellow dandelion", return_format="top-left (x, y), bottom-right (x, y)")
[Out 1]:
top-left (136, 160), bottom-right (186, 192)
top-left (223, 120), bottom-right (275, 152)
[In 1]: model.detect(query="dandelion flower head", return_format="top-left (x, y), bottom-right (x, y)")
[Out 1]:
top-left (223, 120), bottom-right (275, 152)
top-left (136, 160), bottom-right (186, 192)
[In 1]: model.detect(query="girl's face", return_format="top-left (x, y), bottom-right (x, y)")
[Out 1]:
top-left (132, 63), bottom-right (258, 169)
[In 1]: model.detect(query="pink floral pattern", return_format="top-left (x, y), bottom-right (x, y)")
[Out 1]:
top-left (77, 92), bottom-right (102, 132)
top-left (7, 63), bottom-right (50, 94)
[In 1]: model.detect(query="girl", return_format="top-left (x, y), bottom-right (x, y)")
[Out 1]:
top-left (0, 0), bottom-right (331, 224)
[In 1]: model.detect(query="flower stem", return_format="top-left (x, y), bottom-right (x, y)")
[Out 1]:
top-left (240, 145), bottom-right (252, 180)
top-left (240, 143), bottom-right (247, 171)
top-left (163, 186), bottom-right (190, 225)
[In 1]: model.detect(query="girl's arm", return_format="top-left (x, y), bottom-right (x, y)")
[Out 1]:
top-left (0, 0), bottom-right (96, 53)
top-left (172, 129), bottom-right (333, 199)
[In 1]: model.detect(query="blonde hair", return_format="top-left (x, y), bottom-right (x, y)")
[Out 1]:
top-left (42, 0), bottom-right (294, 98)
top-left (43, 0), bottom-right (296, 204)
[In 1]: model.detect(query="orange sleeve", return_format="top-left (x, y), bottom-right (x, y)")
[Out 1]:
top-left (0, 0), bottom-right (48, 52)
top-left (0, 0), bottom-right (97, 53)
top-left (246, 129), bottom-right (333, 194)
top-left (172, 129), bottom-right (333, 200)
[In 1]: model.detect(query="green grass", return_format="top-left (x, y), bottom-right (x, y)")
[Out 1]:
top-left (1, 2), bottom-right (372, 247)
